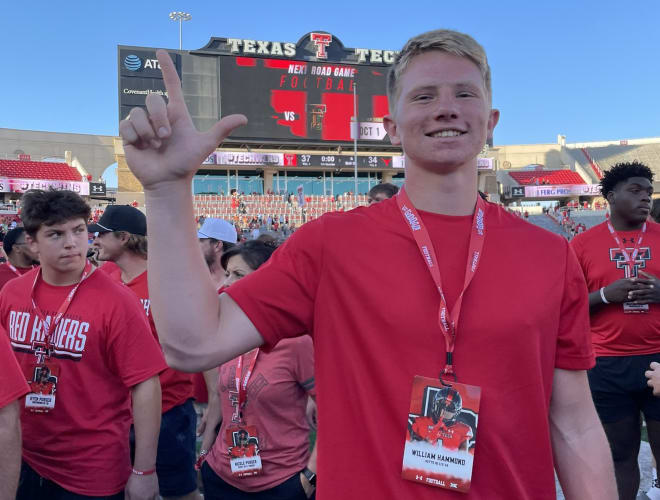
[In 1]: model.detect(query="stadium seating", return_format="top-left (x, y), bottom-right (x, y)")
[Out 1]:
top-left (0, 159), bottom-right (82, 181)
top-left (526, 215), bottom-right (567, 237)
top-left (583, 144), bottom-right (660, 172)
top-left (570, 211), bottom-right (607, 230)
top-left (192, 193), bottom-right (369, 226)
top-left (508, 170), bottom-right (585, 186)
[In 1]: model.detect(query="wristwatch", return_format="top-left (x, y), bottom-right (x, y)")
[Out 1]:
top-left (302, 467), bottom-right (317, 487)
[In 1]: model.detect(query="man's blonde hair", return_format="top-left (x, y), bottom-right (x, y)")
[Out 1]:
top-left (113, 231), bottom-right (148, 259)
top-left (387, 29), bottom-right (492, 111)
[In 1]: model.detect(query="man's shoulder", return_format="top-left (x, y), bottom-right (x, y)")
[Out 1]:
top-left (85, 269), bottom-right (143, 307)
top-left (0, 266), bottom-right (39, 296)
top-left (571, 221), bottom-right (608, 247)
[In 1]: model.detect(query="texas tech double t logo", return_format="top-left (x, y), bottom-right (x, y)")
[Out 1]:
top-left (310, 33), bottom-right (332, 59)
top-left (609, 247), bottom-right (651, 278)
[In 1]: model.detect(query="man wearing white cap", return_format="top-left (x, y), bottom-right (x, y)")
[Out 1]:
top-left (197, 218), bottom-right (237, 291)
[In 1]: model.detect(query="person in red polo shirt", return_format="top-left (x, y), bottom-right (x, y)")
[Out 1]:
top-left (0, 227), bottom-right (39, 291)
top-left (119, 30), bottom-right (616, 499)
top-left (0, 329), bottom-right (30, 500)
top-left (91, 205), bottom-right (200, 500)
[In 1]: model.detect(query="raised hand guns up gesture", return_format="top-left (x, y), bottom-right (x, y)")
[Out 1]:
top-left (120, 49), bottom-right (247, 189)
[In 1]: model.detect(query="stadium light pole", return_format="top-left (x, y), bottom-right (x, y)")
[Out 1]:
top-left (352, 82), bottom-right (358, 197)
top-left (169, 11), bottom-right (192, 50)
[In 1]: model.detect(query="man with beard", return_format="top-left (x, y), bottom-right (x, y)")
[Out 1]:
top-left (197, 218), bottom-right (237, 291)
top-left (0, 227), bottom-right (39, 290)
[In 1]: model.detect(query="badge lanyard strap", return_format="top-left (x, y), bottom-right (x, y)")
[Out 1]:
top-left (30, 261), bottom-right (92, 357)
top-left (606, 221), bottom-right (647, 276)
top-left (396, 187), bottom-right (486, 380)
top-left (7, 263), bottom-right (25, 277)
top-left (235, 348), bottom-right (259, 422)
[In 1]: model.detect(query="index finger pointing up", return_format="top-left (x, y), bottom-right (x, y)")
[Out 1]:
top-left (157, 49), bottom-right (184, 105)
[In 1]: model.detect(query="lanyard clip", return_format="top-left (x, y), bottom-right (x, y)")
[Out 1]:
top-left (441, 352), bottom-right (457, 383)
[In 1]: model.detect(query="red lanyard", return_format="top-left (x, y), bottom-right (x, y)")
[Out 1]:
top-left (396, 187), bottom-right (486, 379)
top-left (30, 261), bottom-right (92, 356)
top-left (235, 348), bottom-right (259, 420)
top-left (7, 262), bottom-right (32, 277)
top-left (606, 221), bottom-right (646, 276)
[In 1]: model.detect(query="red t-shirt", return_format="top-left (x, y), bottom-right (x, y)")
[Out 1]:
top-left (0, 268), bottom-right (168, 496)
top-left (96, 261), bottom-right (120, 274)
top-left (207, 336), bottom-right (315, 492)
top-left (0, 327), bottom-right (29, 408)
top-left (225, 198), bottom-right (594, 500)
top-left (107, 269), bottom-right (193, 413)
top-left (571, 221), bottom-right (660, 356)
top-left (0, 263), bottom-right (34, 291)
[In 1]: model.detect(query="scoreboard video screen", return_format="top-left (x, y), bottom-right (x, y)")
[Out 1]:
top-left (219, 56), bottom-right (390, 144)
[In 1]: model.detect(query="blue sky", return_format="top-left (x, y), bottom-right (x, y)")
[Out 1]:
top-left (2, 0), bottom-right (659, 151)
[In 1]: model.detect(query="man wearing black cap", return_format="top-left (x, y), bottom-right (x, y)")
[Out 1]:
top-left (91, 205), bottom-right (200, 500)
top-left (0, 227), bottom-right (39, 291)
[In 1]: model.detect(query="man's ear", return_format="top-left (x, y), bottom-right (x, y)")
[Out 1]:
top-left (606, 191), bottom-right (615, 206)
top-left (25, 233), bottom-right (39, 256)
top-left (383, 113), bottom-right (401, 146)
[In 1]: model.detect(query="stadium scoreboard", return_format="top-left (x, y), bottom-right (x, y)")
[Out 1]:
top-left (118, 32), bottom-right (397, 146)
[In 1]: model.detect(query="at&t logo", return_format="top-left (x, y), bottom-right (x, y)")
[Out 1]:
top-left (124, 54), bottom-right (142, 71)
top-left (124, 54), bottom-right (162, 72)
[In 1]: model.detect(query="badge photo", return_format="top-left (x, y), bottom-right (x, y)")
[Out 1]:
top-left (24, 361), bottom-right (59, 412)
top-left (402, 376), bottom-right (481, 492)
top-left (226, 425), bottom-right (263, 477)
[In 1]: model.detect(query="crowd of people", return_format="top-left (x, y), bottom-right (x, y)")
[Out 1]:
top-left (2, 27), bottom-right (660, 500)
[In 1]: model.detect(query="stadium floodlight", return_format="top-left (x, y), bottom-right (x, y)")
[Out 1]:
top-left (169, 11), bottom-right (192, 50)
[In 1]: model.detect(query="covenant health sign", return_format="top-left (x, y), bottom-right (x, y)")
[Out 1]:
top-left (524, 184), bottom-right (601, 198)
top-left (0, 178), bottom-right (90, 196)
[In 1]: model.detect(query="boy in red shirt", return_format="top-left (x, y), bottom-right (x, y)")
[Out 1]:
top-left (571, 162), bottom-right (660, 499)
top-left (91, 204), bottom-right (200, 500)
top-left (118, 31), bottom-right (616, 499)
top-left (0, 189), bottom-right (167, 500)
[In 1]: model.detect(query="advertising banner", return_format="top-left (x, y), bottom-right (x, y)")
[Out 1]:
top-left (0, 178), bottom-right (89, 196)
top-left (524, 184), bottom-right (600, 197)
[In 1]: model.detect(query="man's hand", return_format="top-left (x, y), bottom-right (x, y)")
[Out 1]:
top-left (602, 277), bottom-right (654, 303)
top-left (300, 472), bottom-right (315, 498)
top-left (630, 271), bottom-right (660, 304)
top-left (646, 362), bottom-right (660, 396)
top-left (119, 49), bottom-right (247, 190)
top-left (124, 473), bottom-right (159, 500)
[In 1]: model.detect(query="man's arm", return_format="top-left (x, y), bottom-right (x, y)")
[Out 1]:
top-left (126, 376), bottom-right (161, 500)
top-left (119, 49), bottom-right (262, 371)
top-left (550, 368), bottom-right (617, 499)
top-left (0, 401), bottom-right (21, 500)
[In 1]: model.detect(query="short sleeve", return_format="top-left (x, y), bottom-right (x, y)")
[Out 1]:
top-left (106, 289), bottom-right (168, 387)
top-left (291, 335), bottom-right (315, 397)
top-left (555, 241), bottom-right (595, 370)
top-left (569, 233), bottom-right (590, 284)
top-left (225, 219), bottom-right (324, 347)
top-left (0, 327), bottom-right (29, 408)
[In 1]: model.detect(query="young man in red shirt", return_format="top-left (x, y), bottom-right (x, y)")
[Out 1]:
top-left (119, 30), bottom-right (616, 499)
top-left (571, 162), bottom-right (660, 500)
top-left (0, 330), bottom-right (29, 500)
top-left (0, 189), bottom-right (167, 500)
top-left (0, 227), bottom-right (39, 291)
top-left (90, 204), bottom-right (200, 500)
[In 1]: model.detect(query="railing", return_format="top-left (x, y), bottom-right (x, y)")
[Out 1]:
top-left (581, 148), bottom-right (604, 179)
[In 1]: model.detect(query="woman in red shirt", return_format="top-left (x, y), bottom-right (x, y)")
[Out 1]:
top-left (199, 240), bottom-right (317, 500)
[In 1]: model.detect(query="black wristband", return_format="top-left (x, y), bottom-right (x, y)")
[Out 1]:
top-left (302, 467), bottom-right (317, 487)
